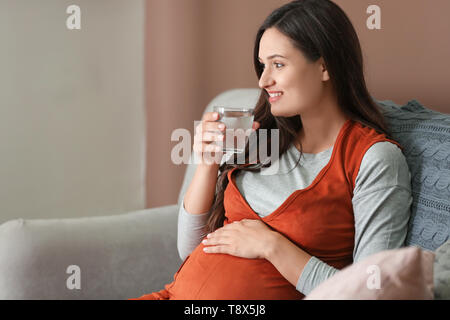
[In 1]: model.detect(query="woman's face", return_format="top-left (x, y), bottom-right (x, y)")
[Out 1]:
top-left (258, 27), bottom-right (329, 117)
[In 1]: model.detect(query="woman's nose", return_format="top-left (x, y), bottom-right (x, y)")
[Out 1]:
top-left (258, 69), bottom-right (274, 89)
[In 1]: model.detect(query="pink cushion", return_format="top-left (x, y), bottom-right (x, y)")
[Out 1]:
top-left (304, 246), bottom-right (435, 300)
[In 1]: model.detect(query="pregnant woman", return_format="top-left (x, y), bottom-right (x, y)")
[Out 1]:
top-left (132, 0), bottom-right (412, 300)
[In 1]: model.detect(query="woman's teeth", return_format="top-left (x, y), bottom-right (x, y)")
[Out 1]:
top-left (269, 92), bottom-right (283, 97)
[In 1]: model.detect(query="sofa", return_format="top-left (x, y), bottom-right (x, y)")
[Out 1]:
top-left (0, 88), bottom-right (449, 300)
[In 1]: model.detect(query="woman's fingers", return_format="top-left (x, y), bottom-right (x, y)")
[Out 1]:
top-left (193, 114), bottom-right (226, 155)
top-left (193, 142), bottom-right (222, 153)
top-left (202, 235), bottom-right (232, 246)
top-left (196, 120), bottom-right (226, 134)
top-left (203, 245), bottom-right (231, 254)
top-left (201, 111), bottom-right (219, 122)
top-left (201, 130), bottom-right (225, 142)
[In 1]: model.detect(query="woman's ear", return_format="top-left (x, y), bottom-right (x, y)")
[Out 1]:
top-left (318, 57), bottom-right (330, 82)
top-left (322, 68), bottom-right (330, 82)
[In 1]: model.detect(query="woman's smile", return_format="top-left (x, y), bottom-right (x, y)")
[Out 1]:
top-left (268, 91), bottom-right (283, 103)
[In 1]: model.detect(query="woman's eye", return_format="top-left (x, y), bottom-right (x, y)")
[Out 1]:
top-left (260, 62), bottom-right (283, 70)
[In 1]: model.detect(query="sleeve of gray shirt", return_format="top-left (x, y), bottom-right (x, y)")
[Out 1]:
top-left (177, 201), bottom-right (210, 261)
top-left (296, 141), bottom-right (413, 295)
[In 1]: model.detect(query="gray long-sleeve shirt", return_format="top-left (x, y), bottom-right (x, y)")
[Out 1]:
top-left (177, 141), bottom-right (413, 296)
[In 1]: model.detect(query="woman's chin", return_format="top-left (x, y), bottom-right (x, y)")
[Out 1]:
top-left (270, 105), bottom-right (297, 118)
top-left (269, 103), bottom-right (282, 115)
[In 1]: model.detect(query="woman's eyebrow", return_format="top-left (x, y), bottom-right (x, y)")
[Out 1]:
top-left (258, 54), bottom-right (287, 61)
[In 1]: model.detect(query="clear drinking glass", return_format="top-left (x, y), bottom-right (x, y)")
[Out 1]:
top-left (213, 106), bottom-right (255, 154)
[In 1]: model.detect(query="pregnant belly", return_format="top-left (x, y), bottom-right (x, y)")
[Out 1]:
top-left (167, 242), bottom-right (304, 300)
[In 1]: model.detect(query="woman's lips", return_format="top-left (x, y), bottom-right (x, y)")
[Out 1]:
top-left (269, 93), bottom-right (282, 103)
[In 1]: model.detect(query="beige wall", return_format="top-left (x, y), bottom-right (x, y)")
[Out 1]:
top-left (145, 0), bottom-right (450, 208)
top-left (0, 0), bottom-right (146, 224)
top-left (338, 0), bottom-right (450, 112)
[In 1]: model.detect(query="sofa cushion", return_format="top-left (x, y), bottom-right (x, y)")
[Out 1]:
top-left (304, 246), bottom-right (434, 300)
top-left (376, 99), bottom-right (450, 251)
top-left (0, 205), bottom-right (181, 299)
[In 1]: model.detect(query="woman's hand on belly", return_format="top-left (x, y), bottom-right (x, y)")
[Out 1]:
top-left (201, 219), bottom-right (277, 259)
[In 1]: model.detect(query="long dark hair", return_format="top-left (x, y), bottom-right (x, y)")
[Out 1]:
top-left (205, 0), bottom-right (392, 233)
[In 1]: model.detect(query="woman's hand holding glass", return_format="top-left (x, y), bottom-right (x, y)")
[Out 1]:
top-left (193, 112), bottom-right (226, 165)
top-left (193, 112), bottom-right (260, 165)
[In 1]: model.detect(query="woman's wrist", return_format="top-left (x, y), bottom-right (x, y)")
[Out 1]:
top-left (198, 161), bottom-right (220, 171)
top-left (263, 230), bottom-right (282, 260)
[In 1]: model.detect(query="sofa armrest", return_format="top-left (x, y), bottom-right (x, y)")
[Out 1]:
top-left (0, 204), bottom-right (182, 300)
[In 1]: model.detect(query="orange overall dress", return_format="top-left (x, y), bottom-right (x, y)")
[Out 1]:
top-left (131, 119), bottom-right (402, 300)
